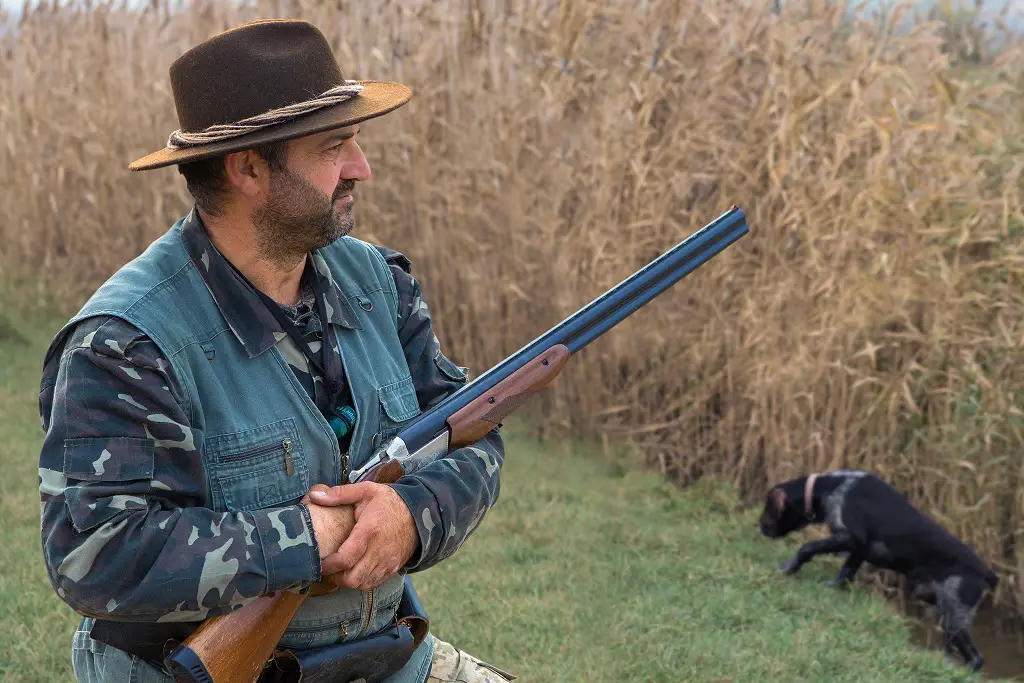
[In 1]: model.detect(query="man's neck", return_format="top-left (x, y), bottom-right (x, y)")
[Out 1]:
top-left (199, 209), bottom-right (307, 306)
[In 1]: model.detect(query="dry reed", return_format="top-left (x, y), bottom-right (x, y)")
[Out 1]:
top-left (2, 0), bottom-right (1023, 615)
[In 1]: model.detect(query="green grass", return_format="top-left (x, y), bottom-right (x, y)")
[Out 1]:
top-left (0, 312), bottom-right (999, 683)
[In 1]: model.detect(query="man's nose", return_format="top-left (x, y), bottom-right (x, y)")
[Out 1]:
top-left (341, 141), bottom-right (371, 182)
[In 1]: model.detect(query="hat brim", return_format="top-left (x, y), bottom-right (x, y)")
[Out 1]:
top-left (128, 80), bottom-right (412, 171)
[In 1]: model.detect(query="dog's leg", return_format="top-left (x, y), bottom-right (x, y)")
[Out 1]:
top-left (780, 532), bottom-right (855, 575)
top-left (938, 616), bottom-right (984, 671)
top-left (935, 574), bottom-right (985, 672)
top-left (823, 543), bottom-right (868, 589)
top-left (949, 630), bottom-right (983, 672)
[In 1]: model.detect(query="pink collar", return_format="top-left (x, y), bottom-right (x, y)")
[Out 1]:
top-left (804, 473), bottom-right (818, 518)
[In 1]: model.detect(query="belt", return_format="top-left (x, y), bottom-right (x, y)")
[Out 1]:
top-left (89, 576), bottom-right (430, 683)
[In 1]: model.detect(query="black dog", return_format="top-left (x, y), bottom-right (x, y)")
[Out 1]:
top-left (759, 469), bottom-right (999, 672)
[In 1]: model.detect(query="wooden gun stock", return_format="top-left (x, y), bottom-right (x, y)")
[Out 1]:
top-left (165, 345), bottom-right (570, 683)
top-left (165, 588), bottom-right (307, 683)
top-left (447, 344), bottom-right (569, 448)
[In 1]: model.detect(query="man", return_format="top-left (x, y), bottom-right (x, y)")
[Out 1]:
top-left (37, 18), bottom-right (514, 683)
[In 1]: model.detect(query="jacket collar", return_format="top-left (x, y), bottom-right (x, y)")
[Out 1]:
top-left (180, 207), bottom-right (360, 358)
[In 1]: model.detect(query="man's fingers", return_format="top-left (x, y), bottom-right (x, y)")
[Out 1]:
top-left (321, 524), bottom-right (371, 575)
top-left (337, 554), bottom-right (381, 591)
top-left (309, 482), bottom-right (374, 507)
top-left (325, 563), bottom-right (393, 591)
top-left (364, 566), bottom-right (396, 591)
top-left (321, 547), bottom-right (360, 576)
top-left (325, 571), bottom-right (351, 588)
top-left (301, 483), bottom-right (332, 504)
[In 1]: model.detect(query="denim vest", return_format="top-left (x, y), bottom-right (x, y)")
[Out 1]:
top-left (56, 217), bottom-right (423, 652)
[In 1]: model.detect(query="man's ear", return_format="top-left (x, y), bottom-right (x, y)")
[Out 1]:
top-left (223, 149), bottom-right (268, 198)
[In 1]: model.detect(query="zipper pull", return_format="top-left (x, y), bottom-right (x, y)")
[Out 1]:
top-left (341, 452), bottom-right (350, 484)
top-left (283, 439), bottom-right (294, 476)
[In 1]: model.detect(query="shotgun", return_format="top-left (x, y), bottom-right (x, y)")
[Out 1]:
top-left (164, 205), bottom-right (750, 683)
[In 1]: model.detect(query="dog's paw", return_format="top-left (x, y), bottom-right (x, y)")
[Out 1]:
top-left (823, 578), bottom-right (850, 590)
top-left (779, 557), bottom-right (801, 574)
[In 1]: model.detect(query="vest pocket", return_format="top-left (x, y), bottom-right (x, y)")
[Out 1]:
top-left (376, 376), bottom-right (421, 444)
top-left (206, 419), bottom-right (310, 512)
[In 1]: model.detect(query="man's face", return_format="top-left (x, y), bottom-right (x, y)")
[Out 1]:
top-left (251, 125), bottom-right (371, 264)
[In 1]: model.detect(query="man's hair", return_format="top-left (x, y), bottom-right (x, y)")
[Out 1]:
top-left (177, 142), bottom-right (289, 216)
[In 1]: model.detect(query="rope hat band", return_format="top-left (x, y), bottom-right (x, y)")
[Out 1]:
top-left (167, 81), bottom-right (365, 149)
top-left (129, 20), bottom-right (412, 171)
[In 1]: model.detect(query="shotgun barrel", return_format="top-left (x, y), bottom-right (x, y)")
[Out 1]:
top-left (353, 204), bottom-right (749, 476)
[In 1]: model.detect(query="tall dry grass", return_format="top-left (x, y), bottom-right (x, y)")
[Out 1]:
top-left (2, 0), bottom-right (1024, 614)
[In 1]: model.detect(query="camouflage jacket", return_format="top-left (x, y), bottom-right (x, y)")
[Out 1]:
top-left (37, 213), bottom-right (505, 622)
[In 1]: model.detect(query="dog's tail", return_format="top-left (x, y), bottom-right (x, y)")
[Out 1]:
top-left (984, 567), bottom-right (999, 590)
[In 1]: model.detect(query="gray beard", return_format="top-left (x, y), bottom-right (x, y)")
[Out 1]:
top-left (251, 166), bottom-right (354, 269)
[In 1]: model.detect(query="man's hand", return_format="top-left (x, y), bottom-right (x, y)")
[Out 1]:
top-left (302, 484), bottom-right (357, 562)
top-left (307, 482), bottom-right (419, 592)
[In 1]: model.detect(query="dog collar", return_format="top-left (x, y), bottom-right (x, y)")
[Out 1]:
top-left (804, 473), bottom-right (818, 518)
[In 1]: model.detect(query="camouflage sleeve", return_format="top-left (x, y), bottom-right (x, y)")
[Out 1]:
top-left (37, 315), bottom-right (321, 622)
top-left (376, 247), bottom-right (505, 573)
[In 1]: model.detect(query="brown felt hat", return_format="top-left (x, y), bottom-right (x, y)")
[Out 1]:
top-left (129, 19), bottom-right (412, 171)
